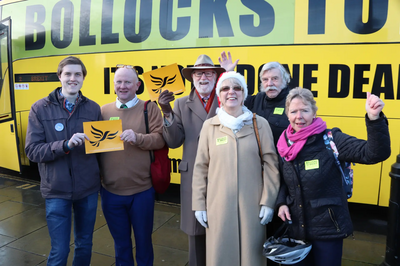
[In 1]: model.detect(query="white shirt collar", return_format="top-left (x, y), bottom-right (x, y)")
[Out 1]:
top-left (116, 95), bottom-right (139, 108)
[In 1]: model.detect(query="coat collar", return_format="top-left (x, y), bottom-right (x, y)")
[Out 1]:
top-left (186, 89), bottom-right (218, 121)
top-left (209, 115), bottom-right (256, 139)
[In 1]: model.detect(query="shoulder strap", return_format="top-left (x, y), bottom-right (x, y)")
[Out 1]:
top-left (252, 113), bottom-right (264, 174)
top-left (144, 100), bottom-right (154, 162)
top-left (324, 129), bottom-right (346, 182)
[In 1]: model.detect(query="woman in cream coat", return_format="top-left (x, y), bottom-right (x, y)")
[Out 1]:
top-left (192, 71), bottom-right (280, 266)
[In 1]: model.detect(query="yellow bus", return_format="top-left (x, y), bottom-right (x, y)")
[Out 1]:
top-left (0, 0), bottom-right (399, 206)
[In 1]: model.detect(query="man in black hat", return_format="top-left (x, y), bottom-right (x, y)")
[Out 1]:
top-left (158, 52), bottom-right (237, 266)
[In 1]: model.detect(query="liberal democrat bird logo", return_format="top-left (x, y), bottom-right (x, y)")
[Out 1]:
top-left (150, 74), bottom-right (176, 93)
top-left (89, 125), bottom-right (118, 147)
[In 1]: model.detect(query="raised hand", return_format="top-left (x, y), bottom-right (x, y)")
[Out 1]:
top-left (366, 92), bottom-right (384, 120)
top-left (158, 90), bottom-right (174, 114)
top-left (218, 51), bottom-right (239, 72)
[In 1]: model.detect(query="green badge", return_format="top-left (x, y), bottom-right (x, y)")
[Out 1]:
top-left (305, 159), bottom-right (319, 170)
top-left (273, 107), bottom-right (284, 115)
top-left (109, 117), bottom-right (120, 120)
top-left (216, 136), bottom-right (228, 146)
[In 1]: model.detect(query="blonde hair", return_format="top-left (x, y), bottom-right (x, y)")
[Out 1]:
top-left (285, 87), bottom-right (318, 116)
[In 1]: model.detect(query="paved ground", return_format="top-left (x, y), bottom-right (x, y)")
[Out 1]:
top-left (0, 172), bottom-right (389, 266)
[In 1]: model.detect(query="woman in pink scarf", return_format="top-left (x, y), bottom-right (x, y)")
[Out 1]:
top-left (274, 88), bottom-right (390, 266)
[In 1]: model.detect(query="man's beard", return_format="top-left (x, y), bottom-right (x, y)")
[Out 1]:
top-left (194, 79), bottom-right (216, 96)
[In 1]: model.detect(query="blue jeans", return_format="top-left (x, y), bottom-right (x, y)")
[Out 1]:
top-left (101, 187), bottom-right (155, 266)
top-left (45, 192), bottom-right (98, 266)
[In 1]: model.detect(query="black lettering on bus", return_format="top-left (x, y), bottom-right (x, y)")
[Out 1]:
top-left (237, 64), bottom-right (255, 95)
top-left (371, 64), bottom-right (394, 99)
top-left (101, 0), bottom-right (119, 44)
top-left (344, 0), bottom-right (388, 34)
top-left (283, 64), bottom-right (300, 88)
top-left (51, 0), bottom-right (74, 49)
top-left (353, 64), bottom-right (370, 98)
top-left (124, 0), bottom-right (152, 43)
top-left (398, 66), bottom-right (400, 100)
top-left (240, 0), bottom-right (274, 37)
top-left (160, 0), bottom-right (190, 41)
top-left (104, 67), bottom-right (110, 94)
top-left (80, 0), bottom-right (96, 46)
top-left (25, 5), bottom-right (46, 50)
top-left (135, 66), bottom-right (145, 95)
top-left (308, 0), bottom-right (326, 34)
top-left (199, 0), bottom-right (233, 38)
top-left (303, 64), bottom-right (318, 97)
top-left (176, 65), bottom-right (185, 95)
top-left (170, 158), bottom-right (181, 173)
top-left (328, 64), bottom-right (350, 98)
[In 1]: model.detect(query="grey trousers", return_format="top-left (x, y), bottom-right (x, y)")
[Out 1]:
top-left (188, 234), bottom-right (206, 266)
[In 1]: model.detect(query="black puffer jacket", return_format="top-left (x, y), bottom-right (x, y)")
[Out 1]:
top-left (244, 87), bottom-right (290, 146)
top-left (276, 113), bottom-right (390, 241)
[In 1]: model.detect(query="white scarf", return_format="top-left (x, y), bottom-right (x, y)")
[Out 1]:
top-left (216, 106), bottom-right (253, 132)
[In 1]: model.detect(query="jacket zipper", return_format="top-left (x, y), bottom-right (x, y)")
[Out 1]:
top-left (328, 208), bottom-right (341, 232)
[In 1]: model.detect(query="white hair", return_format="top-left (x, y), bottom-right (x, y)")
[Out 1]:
top-left (259, 62), bottom-right (291, 86)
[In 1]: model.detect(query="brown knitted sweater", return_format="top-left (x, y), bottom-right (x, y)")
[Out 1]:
top-left (100, 100), bottom-right (164, 195)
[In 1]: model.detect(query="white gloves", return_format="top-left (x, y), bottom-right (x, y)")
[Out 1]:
top-left (195, 207), bottom-right (272, 228)
top-left (259, 206), bottom-right (274, 225)
top-left (195, 211), bottom-right (208, 228)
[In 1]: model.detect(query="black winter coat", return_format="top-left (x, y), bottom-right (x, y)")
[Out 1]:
top-left (276, 113), bottom-right (390, 241)
top-left (244, 87), bottom-right (290, 146)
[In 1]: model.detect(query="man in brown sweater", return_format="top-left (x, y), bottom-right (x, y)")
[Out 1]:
top-left (100, 65), bottom-right (164, 266)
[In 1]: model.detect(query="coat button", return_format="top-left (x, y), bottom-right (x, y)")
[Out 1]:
top-left (299, 205), bottom-right (302, 208)
top-left (301, 224), bottom-right (305, 228)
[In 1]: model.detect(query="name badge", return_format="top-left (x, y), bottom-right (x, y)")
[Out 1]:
top-left (216, 136), bottom-right (228, 146)
top-left (273, 107), bottom-right (284, 115)
top-left (109, 117), bottom-right (120, 120)
top-left (305, 159), bottom-right (319, 170)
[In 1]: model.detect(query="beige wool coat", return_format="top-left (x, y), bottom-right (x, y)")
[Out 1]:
top-left (192, 114), bottom-right (280, 266)
top-left (163, 89), bottom-right (219, 235)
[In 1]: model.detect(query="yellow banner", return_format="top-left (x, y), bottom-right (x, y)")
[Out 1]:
top-left (142, 63), bottom-right (185, 101)
top-left (83, 120), bottom-right (123, 154)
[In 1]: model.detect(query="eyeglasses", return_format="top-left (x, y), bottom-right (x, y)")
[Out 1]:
top-left (116, 64), bottom-right (138, 76)
top-left (220, 86), bottom-right (243, 92)
top-left (193, 71), bottom-right (216, 77)
top-left (116, 64), bottom-right (135, 69)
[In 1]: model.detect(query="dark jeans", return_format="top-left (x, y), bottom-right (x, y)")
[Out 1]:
top-left (294, 238), bottom-right (343, 266)
top-left (101, 187), bottom-right (155, 266)
top-left (45, 192), bottom-right (98, 266)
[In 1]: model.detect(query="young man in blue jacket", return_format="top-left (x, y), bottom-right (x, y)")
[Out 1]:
top-left (25, 56), bottom-right (101, 266)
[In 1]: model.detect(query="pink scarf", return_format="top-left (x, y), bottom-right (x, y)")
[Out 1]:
top-left (277, 117), bottom-right (327, 161)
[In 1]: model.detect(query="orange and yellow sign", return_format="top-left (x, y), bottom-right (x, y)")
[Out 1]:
top-left (142, 63), bottom-right (185, 101)
top-left (83, 120), bottom-right (123, 154)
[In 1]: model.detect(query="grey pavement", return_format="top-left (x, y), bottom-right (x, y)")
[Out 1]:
top-left (0, 173), bottom-right (387, 266)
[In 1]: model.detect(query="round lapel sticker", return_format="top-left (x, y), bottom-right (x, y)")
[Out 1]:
top-left (55, 123), bottom-right (64, 132)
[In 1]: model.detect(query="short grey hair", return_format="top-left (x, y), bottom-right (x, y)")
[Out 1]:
top-left (259, 62), bottom-right (291, 86)
top-left (285, 87), bottom-right (318, 116)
